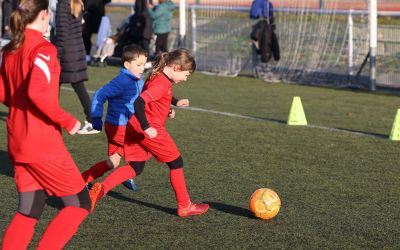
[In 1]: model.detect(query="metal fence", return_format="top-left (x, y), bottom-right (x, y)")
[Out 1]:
top-left (106, 2), bottom-right (400, 89)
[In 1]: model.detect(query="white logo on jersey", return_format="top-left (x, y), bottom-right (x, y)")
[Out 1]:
top-left (34, 57), bottom-right (51, 84)
top-left (38, 53), bottom-right (50, 61)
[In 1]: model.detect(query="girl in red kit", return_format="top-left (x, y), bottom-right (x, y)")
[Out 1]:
top-left (0, 0), bottom-right (91, 249)
top-left (90, 48), bottom-right (209, 217)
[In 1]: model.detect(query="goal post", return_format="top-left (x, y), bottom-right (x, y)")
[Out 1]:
top-left (369, 0), bottom-right (377, 90)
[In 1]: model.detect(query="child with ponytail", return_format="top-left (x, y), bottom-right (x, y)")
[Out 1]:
top-left (0, 0), bottom-right (90, 248)
top-left (89, 48), bottom-right (209, 217)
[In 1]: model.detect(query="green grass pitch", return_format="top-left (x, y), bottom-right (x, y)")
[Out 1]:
top-left (0, 66), bottom-right (399, 249)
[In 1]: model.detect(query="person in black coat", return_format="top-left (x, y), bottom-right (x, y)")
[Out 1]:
top-left (55, 0), bottom-right (99, 134)
top-left (82, 0), bottom-right (110, 57)
top-left (1, 0), bottom-right (17, 39)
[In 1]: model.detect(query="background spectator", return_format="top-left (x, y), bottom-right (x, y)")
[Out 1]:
top-left (82, 0), bottom-right (111, 59)
top-left (56, 0), bottom-right (99, 134)
top-left (148, 0), bottom-right (175, 56)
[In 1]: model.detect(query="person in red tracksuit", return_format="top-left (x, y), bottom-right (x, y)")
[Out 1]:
top-left (0, 0), bottom-right (91, 249)
top-left (89, 48), bottom-right (209, 217)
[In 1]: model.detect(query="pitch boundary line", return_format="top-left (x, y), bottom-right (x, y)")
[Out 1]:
top-left (61, 86), bottom-right (386, 139)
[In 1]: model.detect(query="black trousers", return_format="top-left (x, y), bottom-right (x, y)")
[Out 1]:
top-left (155, 32), bottom-right (169, 56)
top-left (71, 82), bottom-right (92, 123)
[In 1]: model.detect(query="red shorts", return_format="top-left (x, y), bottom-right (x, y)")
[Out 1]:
top-left (14, 155), bottom-right (85, 197)
top-left (105, 122), bottom-right (126, 156)
top-left (124, 118), bottom-right (180, 163)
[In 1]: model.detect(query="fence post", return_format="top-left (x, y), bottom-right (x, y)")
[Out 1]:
top-left (369, 0), bottom-right (377, 90)
top-left (348, 10), bottom-right (354, 82)
top-left (191, 6), bottom-right (197, 57)
top-left (320, 0), bottom-right (324, 9)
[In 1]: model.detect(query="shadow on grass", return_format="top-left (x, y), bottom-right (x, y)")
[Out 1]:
top-left (335, 127), bottom-right (387, 139)
top-left (0, 150), bottom-right (13, 177)
top-left (107, 191), bottom-right (176, 215)
top-left (205, 201), bottom-right (257, 219)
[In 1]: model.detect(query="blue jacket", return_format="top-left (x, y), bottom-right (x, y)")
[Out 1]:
top-left (148, 1), bottom-right (175, 34)
top-left (250, 0), bottom-right (274, 20)
top-left (91, 68), bottom-right (145, 126)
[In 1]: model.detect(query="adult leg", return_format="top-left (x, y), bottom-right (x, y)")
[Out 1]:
top-left (71, 82), bottom-right (92, 123)
top-left (36, 188), bottom-right (90, 250)
top-left (159, 33), bottom-right (169, 53)
top-left (82, 26), bottom-right (93, 56)
top-left (2, 190), bottom-right (47, 250)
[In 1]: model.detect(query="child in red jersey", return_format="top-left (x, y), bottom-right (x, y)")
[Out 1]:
top-left (0, 0), bottom-right (91, 249)
top-left (89, 48), bottom-right (209, 217)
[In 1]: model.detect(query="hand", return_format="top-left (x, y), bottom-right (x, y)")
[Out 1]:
top-left (68, 121), bottom-right (81, 135)
top-left (176, 99), bottom-right (189, 107)
top-left (92, 117), bottom-right (103, 131)
top-left (168, 109), bottom-right (175, 119)
top-left (144, 127), bottom-right (157, 138)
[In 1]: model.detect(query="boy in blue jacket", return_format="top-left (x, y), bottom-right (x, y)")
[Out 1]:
top-left (81, 44), bottom-right (147, 190)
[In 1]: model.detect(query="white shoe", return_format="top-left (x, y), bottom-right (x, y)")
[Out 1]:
top-left (77, 121), bottom-right (100, 135)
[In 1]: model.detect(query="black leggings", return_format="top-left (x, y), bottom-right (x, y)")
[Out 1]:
top-left (71, 82), bottom-right (92, 123)
top-left (155, 32), bottom-right (169, 56)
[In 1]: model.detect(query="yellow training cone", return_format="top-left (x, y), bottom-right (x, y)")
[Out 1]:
top-left (389, 109), bottom-right (400, 140)
top-left (287, 96), bottom-right (307, 126)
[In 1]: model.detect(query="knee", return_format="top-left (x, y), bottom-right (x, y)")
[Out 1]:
top-left (107, 157), bottom-right (120, 169)
top-left (18, 190), bottom-right (47, 220)
top-left (129, 161), bottom-right (145, 176)
top-left (166, 156), bottom-right (183, 170)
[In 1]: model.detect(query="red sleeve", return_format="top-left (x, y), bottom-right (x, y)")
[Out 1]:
top-left (141, 80), bottom-right (169, 104)
top-left (27, 45), bottom-right (77, 132)
top-left (0, 62), bottom-right (8, 106)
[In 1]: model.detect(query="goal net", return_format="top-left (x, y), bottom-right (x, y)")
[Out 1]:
top-left (184, 0), bottom-right (370, 87)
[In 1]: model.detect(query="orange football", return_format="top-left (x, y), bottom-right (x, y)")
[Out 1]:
top-left (249, 188), bottom-right (281, 220)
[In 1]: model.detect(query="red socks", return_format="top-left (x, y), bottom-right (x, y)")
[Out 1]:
top-left (169, 168), bottom-right (190, 208)
top-left (2, 212), bottom-right (38, 250)
top-left (102, 164), bottom-right (136, 193)
top-left (36, 206), bottom-right (88, 250)
top-left (82, 160), bottom-right (111, 183)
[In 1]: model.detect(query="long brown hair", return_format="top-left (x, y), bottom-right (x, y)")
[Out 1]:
top-left (70, 0), bottom-right (83, 18)
top-left (148, 48), bottom-right (196, 81)
top-left (2, 0), bottom-right (49, 52)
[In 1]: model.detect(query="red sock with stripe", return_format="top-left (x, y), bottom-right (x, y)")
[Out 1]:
top-left (169, 168), bottom-right (190, 208)
top-left (102, 164), bottom-right (136, 193)
top-left (1, 212), bottom-right (38, 250)
top-left (82, 160), bottom-right (111, 183)
top-left (36, 206), bottom-right (88, 250)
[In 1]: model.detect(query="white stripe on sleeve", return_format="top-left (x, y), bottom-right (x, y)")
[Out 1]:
top-left (34, 57), bottom-right (51, 84)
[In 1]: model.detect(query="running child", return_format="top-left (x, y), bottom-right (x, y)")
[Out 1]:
top-left (0, 0), bottom-right (90, 248)
top-left (89, 48), bottom-right (209, 217)
top-left (81, 44), bottom-right (147, 190)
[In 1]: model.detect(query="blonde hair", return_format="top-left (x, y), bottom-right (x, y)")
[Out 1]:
top-left (148, 48), bottom-right (196, 81)
top-left (70, 0), bottom-right (83, 18)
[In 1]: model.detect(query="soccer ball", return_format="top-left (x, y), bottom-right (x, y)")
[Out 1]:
top-left (249, 188), bottom-right (281, 220)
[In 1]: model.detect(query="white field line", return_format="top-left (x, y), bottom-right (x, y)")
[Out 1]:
top-left (61, 86), bottom-right (386, 139)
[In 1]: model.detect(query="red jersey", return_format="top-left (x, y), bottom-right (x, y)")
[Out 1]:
top-left (0, 29), bottom-right (77, 163)
top-left (140, 73), bottom-right (173, 128)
